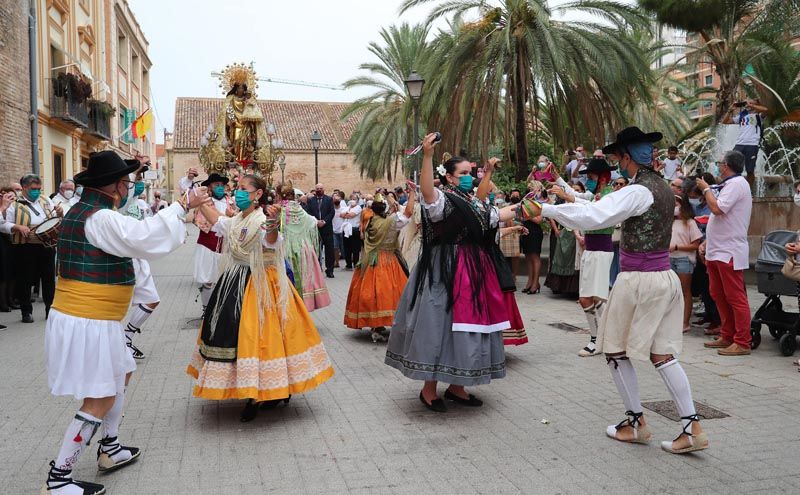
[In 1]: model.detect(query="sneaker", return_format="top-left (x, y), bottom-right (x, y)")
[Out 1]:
top-left (717, 343), bottom-right (751, 356)
top-left (703, 337), bottom-right (731, 348)
top-left (96, 436), bottom-right (141, 472)
top-left (578, 342), bottom-right (598, 357)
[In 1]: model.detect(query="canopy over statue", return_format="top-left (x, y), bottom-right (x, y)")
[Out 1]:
top-left (199, 62), bottom-right (284, 184)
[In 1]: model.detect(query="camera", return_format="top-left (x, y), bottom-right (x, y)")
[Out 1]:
top-left (432, 132), bottom-right (442, 144)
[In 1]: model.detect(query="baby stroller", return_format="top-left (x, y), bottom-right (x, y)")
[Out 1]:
top-left (751, 230), bottom-right (800, 356)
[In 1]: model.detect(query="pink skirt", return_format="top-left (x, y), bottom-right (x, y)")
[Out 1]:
top-left (451, 249), bottom-right (510, 333)
top-left (300, 244), bottom-right (331, 311)
top-left (502, 292), bottom-right (528, 345)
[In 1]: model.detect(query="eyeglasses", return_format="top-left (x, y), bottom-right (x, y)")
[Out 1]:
top-left (119, 179), bottom-right (135, 190)
top-left (613, 182), bottom-right (625, 187)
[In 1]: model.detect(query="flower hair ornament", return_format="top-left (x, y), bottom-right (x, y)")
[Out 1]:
top-left (436, 164), bottom-right (447, 177)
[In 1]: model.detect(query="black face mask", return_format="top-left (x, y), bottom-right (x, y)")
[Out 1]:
top-left (510, 196), bottom-right (521, 204)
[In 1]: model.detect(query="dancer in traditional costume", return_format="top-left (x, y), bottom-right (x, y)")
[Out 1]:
top-left (278, 183), bottom-right (331, 312)
top-left (398, 200), bottom-right (422, 270)
top-left (385, 134), bottom-right (518, 412)
top-left (550, 158), bottom-right (616, 357)
top-left (187, 175), bottom-right (334, 422)
top-left (193, 173), bottom-right (232, 313)
top-left (476, 159), bottom-right (527, 346)
top-left (528, 127), bottom-right (708, 454)
top-left (42, 151), bottom-right (206, 494)
top-left (119, 165), bottom-right (159, 361)
top-left (344, 186), bottom-right (415, 342)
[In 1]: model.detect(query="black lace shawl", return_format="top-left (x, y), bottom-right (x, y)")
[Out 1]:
top-left (410, 187), bottom-right (494, 313)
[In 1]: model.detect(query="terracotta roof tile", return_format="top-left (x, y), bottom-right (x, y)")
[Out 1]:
top-left (173, 97), bottom-right (362, 151)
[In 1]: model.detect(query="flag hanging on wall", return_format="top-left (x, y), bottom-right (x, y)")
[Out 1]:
top-left (131, 109), bottom-right (153, 139)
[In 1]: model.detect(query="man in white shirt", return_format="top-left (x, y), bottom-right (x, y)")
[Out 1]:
top-left (52, 180), bottom-right (76, 214)
top-left (341, 199), bottom-right (363, 269)
top-left (0, 174), bottom-right (62, 322)
top-left (723, 99), bottom-right (768, 189)
top-left (178, 167), bottom-right (199, 195)
top-left (331, 192), bottom-right (348, 269)
top-left (697, 150), bottom-right (753, 356)
top-left (662, 146), bottom-right (682, 180)
top-left (564, 150), bottom-right (580, 184)
top-left (528, 126), bottom-right (708, 456)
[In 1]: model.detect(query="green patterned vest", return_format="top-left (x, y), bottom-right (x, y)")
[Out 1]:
top-left (587, 184), bottom-right (614, 235)
top-left (57, 188), bottom-right (135, 285)
top-left (621, 167), bottom-right (674, 253)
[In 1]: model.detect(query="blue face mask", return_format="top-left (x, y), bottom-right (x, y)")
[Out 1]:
top-left (75, 186), bottom-right (83, 196)
top-left (620, 167), bottom-right (630, 179)
top-left (213, 185), bottom-right (226, 199)
top-left (235, 189), bottom-right (253, 210)
top-left (134, 181), bottom-right (145, 196)
top-left (457, 175), bottom-right (474, 193)
top-left (27, 189), bottom-right (41, 202)
top-left (488, 192), bottom-right (495, 203)
top-left (585, 179), bottom-right (598, 193)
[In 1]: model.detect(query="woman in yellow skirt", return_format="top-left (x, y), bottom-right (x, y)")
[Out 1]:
top-left (187, 175), bottom-right (334, 422)
top-left (344, 185), bottom-right (415, 342)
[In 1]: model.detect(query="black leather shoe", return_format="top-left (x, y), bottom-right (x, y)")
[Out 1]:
top-left (419, 392), bottom-right (447, 413)
top-left (240, 399), bottom-right (259, 422)
top-left (444, 389), bottom-right (483, 407)
top-left (21, 314), bottom-right (34, 323)
top-left (260, 395), bottom-right (291, 410)
top-left (0, 323), bottom-right (6, 329)
top-left (326, 273), bottom-right (334, 279)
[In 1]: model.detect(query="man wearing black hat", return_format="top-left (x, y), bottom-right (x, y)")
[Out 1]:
top-left (194, 172), bottom-right (232, 312)
top-left (42, 151), bottom-right (210, 495)
top-left (527, 127), bottom-right (708, 455)
top-left (551, 158), bottom-right (617, 357)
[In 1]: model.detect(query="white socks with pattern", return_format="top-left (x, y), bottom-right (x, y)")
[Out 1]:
top-left (54, 412), bottom-right (102, 471)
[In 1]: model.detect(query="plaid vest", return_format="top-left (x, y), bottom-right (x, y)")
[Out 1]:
top-left (57, 188), bottom-right (135, 285)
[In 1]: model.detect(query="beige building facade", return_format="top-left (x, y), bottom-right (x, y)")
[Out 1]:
top-left (33, 0), bottom-right (154, 194)
top-left (169, 97), bottom-right (406, 198)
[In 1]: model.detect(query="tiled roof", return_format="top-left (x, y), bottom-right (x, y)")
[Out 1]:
top-left (173, 97), bottom-right (361, 151)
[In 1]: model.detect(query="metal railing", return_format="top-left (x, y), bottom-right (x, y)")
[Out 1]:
top-left (50, 92), bottom-right (89, 128)
top-left (87, 109), bottom-right (111, 140)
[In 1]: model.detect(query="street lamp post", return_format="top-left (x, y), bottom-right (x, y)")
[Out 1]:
top-left (278, 155), bottom-right (287, 184)
top-left (404, 70), bottom-right (425, 178)
top-left (310, 130), bottom-right (322, 185)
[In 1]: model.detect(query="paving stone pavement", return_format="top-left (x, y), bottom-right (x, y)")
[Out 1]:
top-left (2, 226), bottom-right (800, 494)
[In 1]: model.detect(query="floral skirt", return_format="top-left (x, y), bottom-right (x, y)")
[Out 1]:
top-left (344, 250), bottom-right (408, 329)
top-left (187, 266), bottom-right (334, 401)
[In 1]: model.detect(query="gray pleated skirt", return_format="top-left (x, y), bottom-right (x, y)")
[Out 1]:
top-left (384, 245), bottom-right (506, 386)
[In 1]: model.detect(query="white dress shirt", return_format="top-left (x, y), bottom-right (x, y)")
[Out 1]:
top-left (0, 196), bottom-right (56, 234)
top-left (422, 188), bottom-right (499, 227)
top-left (541, 184), bottom-right (653, 232)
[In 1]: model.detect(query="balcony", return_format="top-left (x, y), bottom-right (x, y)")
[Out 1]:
top-left (87, 102), bottom-right (112, 140)
top-left (50, 92), bottom-right (89, 128)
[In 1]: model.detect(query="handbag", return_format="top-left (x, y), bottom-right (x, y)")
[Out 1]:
top-left (781, 255), bottom-right (800, 282)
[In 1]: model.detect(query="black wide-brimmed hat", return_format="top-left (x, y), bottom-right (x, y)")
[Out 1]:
top-left (201, 173), bottom-right (229, 187)
top-left (579, 157), bottom-right (617, 174)
top-left (602, 126), bottom-right (663, 155)
top-left (74, 151), bottom-right (140, 187)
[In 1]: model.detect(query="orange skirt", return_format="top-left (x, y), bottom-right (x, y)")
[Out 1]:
top-left (187, 267), bottom-right (334, 401)
top-left (344, 251), bottom-right (408, 329)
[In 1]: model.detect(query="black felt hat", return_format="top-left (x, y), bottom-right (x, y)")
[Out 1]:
top-left (74, 151), bottom-right (140, 187)
top-left (579, 157), bottom-right (617, 174)
top-left (201, 173), bottom-right (229, 187)
top-left (601, 126), bottom-right (663, 155)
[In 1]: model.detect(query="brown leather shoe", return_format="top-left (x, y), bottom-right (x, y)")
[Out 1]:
top-left (718, 343), bottom-right (751, 356)
top-left (704, 337), bottom-right (732, 348)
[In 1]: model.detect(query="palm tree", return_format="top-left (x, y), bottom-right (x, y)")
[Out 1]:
top-left (639, 0), bottom-right (800, 123)
top-left (749, 42), bottom-right (800, 123)
top-left (402, 0), bottom-right (653, 179)
top-left (341, 23), bottom-right (432, 181)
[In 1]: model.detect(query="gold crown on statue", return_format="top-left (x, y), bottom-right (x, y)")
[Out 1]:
top-left (218, 62), bottom-right (258, 96)
top-left (373, 193), bottom-right (386, 204)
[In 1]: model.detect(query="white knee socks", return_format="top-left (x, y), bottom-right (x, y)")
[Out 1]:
top-left (200, 284), bottom-right (213, 308)
top-left (102, 389), bottom-right (125, 439)
top-left (54, 411), bottom-right (102, 470)
top-left (583, 304), bottom-right (598, 339)
top-left (607, 357), bottom-right (642, 414)
top-left (127, 304), bottom-right (153, 332)
top-left (656, 358), bottom-right (697, 430)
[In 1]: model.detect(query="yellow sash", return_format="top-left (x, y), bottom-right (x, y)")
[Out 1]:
top-left (51, 278), bottom-right (134, 321)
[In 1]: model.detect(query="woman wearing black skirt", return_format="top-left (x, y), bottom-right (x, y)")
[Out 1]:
top-left (519, 182), bottom-right (544, 293)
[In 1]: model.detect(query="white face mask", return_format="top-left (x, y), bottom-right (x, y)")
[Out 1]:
top-left (794, 192), bottom-right (800, 207)
top-left (63, 190), bottom-right (74, 199)
top-left (348, 200), bottom-right (356, 207)
top-left (674, 206), bottom-right (681, 217)
top-left (688, 198), bottom-right (701, 207)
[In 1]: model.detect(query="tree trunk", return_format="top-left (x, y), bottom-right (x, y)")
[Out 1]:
top-left (513, 48), bottom-right (529, 181)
